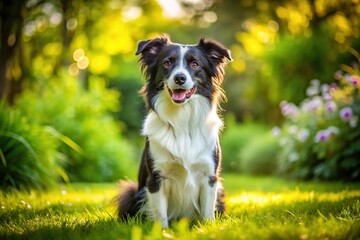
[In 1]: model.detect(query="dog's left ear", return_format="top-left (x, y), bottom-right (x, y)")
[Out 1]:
top-left (198, 38), bottom-right (232, 66)
top-left (135, 35), bottom-right (170, 56)
top-left (136, 35), bottom-right (171, 79)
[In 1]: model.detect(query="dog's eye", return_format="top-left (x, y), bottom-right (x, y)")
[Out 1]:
top-left (190, 61), bottom-right (199, 69)
top-left (164, 61), bottom-right (172, 67)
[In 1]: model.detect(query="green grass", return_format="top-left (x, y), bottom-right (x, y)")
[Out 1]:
top-left (1, 174), bottom-right (360, 239)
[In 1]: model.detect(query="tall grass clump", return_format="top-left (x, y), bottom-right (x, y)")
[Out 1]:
top-left (276, 57), bottom-right (360, 181)
top-left (0, 102), bottom-right (64, 190)
top-left (16, 73), bottom-right (136, 182)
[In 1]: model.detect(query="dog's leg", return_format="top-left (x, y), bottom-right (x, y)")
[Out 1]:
top-left (147, 171), bottom-right (169, 228)
top-left (148, 188), bottom-right (168, 228)
top-left (199, 176), bottom-right (218, 219)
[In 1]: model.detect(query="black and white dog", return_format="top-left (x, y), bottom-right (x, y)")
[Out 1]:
top-left (116, 35), bottom-right (232, 228)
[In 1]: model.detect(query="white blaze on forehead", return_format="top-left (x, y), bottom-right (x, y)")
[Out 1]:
top-left (178, 45), bottom-right (188, 69)
top-left (167, 45), bottom-right (193, 90)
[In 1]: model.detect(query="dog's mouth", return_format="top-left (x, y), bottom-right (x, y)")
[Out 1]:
top-left (168, 86), bottom-right (197, 103)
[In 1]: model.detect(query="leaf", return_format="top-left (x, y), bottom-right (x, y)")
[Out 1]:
top-left (44, 126), bottom-right (83, 155)
top-left (0, 148), bottom-right (6, 167)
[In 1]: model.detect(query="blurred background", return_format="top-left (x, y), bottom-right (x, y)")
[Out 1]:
top-left (1, 0), bottom-right (360, 190)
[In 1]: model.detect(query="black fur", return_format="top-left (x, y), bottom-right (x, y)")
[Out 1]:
top-left (116, 35), bottom-right (231, 221)
top-left (137, 35), bottom-right (232, 110)
top-left (115, 181), bottom-right (146, 220)
top-left (147, 170), bottom-right (162, 193)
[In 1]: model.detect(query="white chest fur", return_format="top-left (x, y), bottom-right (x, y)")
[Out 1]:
top-left (142, 92), bottom-right (222, 170)
top-left (142, 92), bottom-right (222, 219)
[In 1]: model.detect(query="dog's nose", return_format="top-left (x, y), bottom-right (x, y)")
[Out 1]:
top-left (174, 73), bottom-right (186, 85)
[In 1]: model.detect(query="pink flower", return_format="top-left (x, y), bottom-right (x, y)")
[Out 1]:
top-left (280, 101), bottom-right (298, 117)
top-left (330, 83), bottom-right (338, 90)
top-left (350, 75), bottom-right (359, 86)
top-left (334, 70), bottom-right (343, 80)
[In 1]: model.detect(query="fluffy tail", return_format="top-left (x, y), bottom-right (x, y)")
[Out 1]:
top-left (216, 182), bottom-right (226, 215)
top-left (115, 181), bottom-right (146, 221)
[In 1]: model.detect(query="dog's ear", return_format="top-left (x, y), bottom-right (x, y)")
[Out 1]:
top-left (136, 35), bottom-right (170, 79)
top-left (135, 35), bottom-right (170, 56)
top-left (198, 38), bottom-right (232, 66)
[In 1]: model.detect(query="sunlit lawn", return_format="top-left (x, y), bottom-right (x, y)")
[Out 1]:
top-left (1, 174), bottom-right (360, 240)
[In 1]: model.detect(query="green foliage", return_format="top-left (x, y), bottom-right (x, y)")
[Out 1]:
top-left (221, 118), bottom-right (268, 172)
top-left (16, 73), bottom-right (136, 182)
top-left (110, 78), bottom-right (145, 135)
top-left (0, 102), bottom-right (64, 190)
top-left (240, 132), bottom-right (279, 175)
top-left (263, 31), bottom-right (334, 105)
top-left (1, 175), bottom-right (360, 239)
top-left (276, 62), bottom-right (360, 181)
top-left (2, 0), bottom-right (360, 186)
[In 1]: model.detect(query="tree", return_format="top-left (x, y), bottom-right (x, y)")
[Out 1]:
top-left (0, 0), bottom-right (25, 104)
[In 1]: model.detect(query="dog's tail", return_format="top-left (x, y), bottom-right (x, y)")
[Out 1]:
top-left (216, 182), bottom-right (226, 215)
top-left (115, 181), bottom-right (146, 221)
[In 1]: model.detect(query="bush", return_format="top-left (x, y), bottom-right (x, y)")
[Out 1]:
top-left (221, 118), bottom-right (268, 172)
top-left (240, 132), bottom-right (279, 175)
top-left (16, 73), bottom-right (136, 182)
top-left (276, 60), bottom-right (360, 181)
top-left (0, 102), bottom-right (64, 190)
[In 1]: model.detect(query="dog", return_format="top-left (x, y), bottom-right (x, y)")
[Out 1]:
top-left (116, 35), bottom-right (232, 228)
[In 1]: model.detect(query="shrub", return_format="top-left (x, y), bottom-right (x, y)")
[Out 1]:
top-left (221, 118), bottom-right (268, 172)
top-left (240, 132), bottom-right (279, 175)
top-left (16, 74), bottom-right (136, 182)
top-left (276, 60), bottom-right (360, 181)
top-left (0, 102), bottom-right (64, 190)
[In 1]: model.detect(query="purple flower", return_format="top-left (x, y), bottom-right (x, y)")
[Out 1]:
top-left (321, 84), bottom-right (330, 93)
top-left (325, 101), bottom-right (336, 113)
top-left (314, 126), bottom-right (339, 143)
top-left (345, 73), bottom-right (352, 83)
top-left (272, 127), bottom-right (281, 136)
top-left (315, 130), bottom-right (330, 142)
top-left (297, 129), bottom-right (310, 142)
top-left (301, 97), bottom-right (322, 112)
top-left (323, 92), bottom-right (332, 101)
top-left (340, 107), bottom-right (353, 122)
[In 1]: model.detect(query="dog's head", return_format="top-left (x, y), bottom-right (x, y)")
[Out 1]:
top-left (136, 35), bottom-right (232, 108)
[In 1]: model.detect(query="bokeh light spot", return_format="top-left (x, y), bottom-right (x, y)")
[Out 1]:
top-left (77, 56), bottom-right (89, 69)
top-left (68, 63), bottom-right (79, 76)
top-left (73, 49), bottom-right (85, 62)
top-left (203, 11), bottom-right (217, 23)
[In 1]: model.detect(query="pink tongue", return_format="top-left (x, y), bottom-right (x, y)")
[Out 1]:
top-left (172, 90), bottom-right (187, 101)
